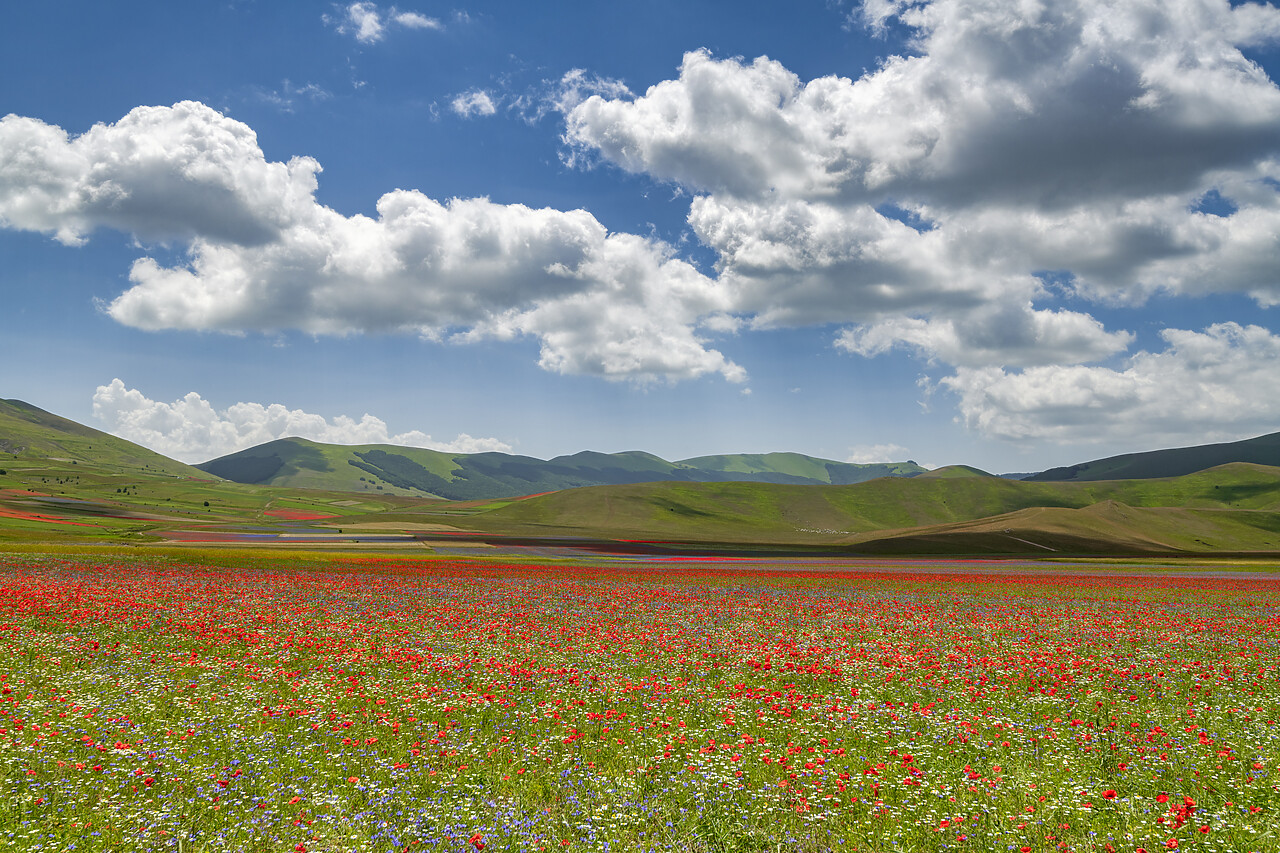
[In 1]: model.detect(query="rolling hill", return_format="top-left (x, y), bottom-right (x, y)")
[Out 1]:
top-left (465, 462), bottom-right (1280, 554)
top-left (196, 438), bottom-right (927, 500)
top-left (0, 398), bottom-right (207, 478)
top-left (1027, 431), bottom-right (1280, 481)
top-left (5, 395), bottom-right (1280, 556)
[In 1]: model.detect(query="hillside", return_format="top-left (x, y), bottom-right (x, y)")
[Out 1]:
top-left (1028, 431), bottom-right (1280, 481)
top-left (914, 465), bottom-right (994, 479)
top-left (465, 462), bottom-right (1280, 553)
top-left (0, 399), bottom-right (208, 479)
top-left (197, 438), bottom-right (928, 500)
top-left (676, 452), bottom-right (922, 484)
top-left (5, 396), bottom-right (1280, 556)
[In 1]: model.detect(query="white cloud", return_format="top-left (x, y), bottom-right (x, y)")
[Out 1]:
top-left (252, 80), bottom-right (332, 113)
top-left (942, 323), bottom-right (1280, 444)
top-left (0, 102), bottom-right (319, 248)
top-left (552, 69), bottom-right (633, 117)
top-left (0, 102), bottom-right (744, 385)
top-left (392, 10), bottom-right (440, 30)
top-left (450, 90), bottom-right (497, 118)
top-left (10, 0), bottom-right (1280, 437)
top-left (511, 69), bottom-right (633, 125)
top-left (568, 6), bottom-right (1280, 208)
top-left (453, 232), bottom-right (745, 383)
top-left (335, 2), bottom-right (384, 42)
top-left (327, 3), bottom-right (440, 43)
top-left (835, 305), bottom-right (1133, 368)
top-left (845, 443), bottom-right (909, 464)
top-left (563, 1), bottom-right (1280, 371)
top-left (92, 379), bottom-right (511, 463)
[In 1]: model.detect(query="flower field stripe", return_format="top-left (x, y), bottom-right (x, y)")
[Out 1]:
top-left (1, 553), bottom-right (1279, 851)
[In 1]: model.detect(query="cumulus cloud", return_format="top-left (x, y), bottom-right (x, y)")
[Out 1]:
top-left (92, 379), bottom-right (511, 463)
top-left (450, 90), bottom-right (497, 118)
top-left (564, 0), bottom-right (1280, 372)
top-left (551, 69), bottom-right (633, 118)
top-left (836, 305), bottom-right (1133, 368)
top-left (568, 6), bottom-right (1280, 208)
top-left (511, 70), bottom-right (633, 125)
top-left (9, 0), bottom-right (1280, 436)
top-left (0, 102), bottom-right (744, 384)
top-left (392, 10), bottom-right (441, 30)
top-left (327, 3), bottom-right (440, 43)
top-left (0, 102), bottom-right (318, 247)
top-left (942, 323), bottom-right (1280, 444)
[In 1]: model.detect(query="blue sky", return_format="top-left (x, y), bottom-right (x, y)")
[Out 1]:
top-left (3, 0), bottom-right (1280, 472)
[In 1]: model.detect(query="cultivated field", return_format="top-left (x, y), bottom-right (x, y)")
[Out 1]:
top-left (1, 551), bottom-right (1278, 852)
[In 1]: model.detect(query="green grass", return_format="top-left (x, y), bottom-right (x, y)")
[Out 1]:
top-left (199, 439), bottom-right (929, 499)
top-left (0, 399), bottom-right (206, 479)
top-left (463, 462), bottom-right (1280, 553)
top-left (677, 452), bottom-right (925, 484)
top-left (2, 551), bottom-right (1279, 851)
top-left (6, 456), bottom-right (1280, 555)
top-left (914, 465), bottom-right (993, 479)
top-left (5, 402), bottom-right (1280, 558)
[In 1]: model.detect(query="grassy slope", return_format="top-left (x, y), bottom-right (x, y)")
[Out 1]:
top-left (0, 451), bottom-right (417, 545)
top-left (915, 465), bottom-right (994, 479)
top-left (0, 404), bottom-right (429, 543)
top-left (467, 462), bottom-right (1280, 552)
top-left (0, 399), bottom-right (207, 478)
top-left (6, 397), bottom-right (1280, 555)
top-left (848, 502), bottom-right (1280, 554)
top-left (678, 452), bottom-right (925, 484)
top-left (197, 439), bottom-right (460, 496)
top-left (199, 439), bottom-right (929, 498)
top-left (4, 456), bottom-right (1280, 554)
top-left (1028, 430), bottom-right (1280, 481)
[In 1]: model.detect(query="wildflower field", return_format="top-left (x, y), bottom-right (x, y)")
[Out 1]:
top-left (2, 552), bottom-right (1279, 853)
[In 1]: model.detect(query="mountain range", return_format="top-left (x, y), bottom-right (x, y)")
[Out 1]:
top-left (1026, 432), bottom-right (1280, 482)
top-left (4, 395), bottom-right (1280, 555)
top-left (194, 437), bottom-right (927, 499)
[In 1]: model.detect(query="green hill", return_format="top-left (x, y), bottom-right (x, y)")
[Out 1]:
top-left (1028, 431), bottom-right (1280, 481)
top-left (465, 462), bottom-right (1280, 553)
top-left (914, 465), bottom-right (993, 479)
top-left (0, 399), bottom-right (207, 478)
top-left (847, 501), bottom-right (1280, 555)
top-left (7, 395), bottom-right (1280, 556)
top-left (197, 439), bottom-right (928, 499)
top-left (678, 452), bottom-right (923, 484)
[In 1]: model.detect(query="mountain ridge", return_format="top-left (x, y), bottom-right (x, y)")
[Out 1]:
top-left (1028, 431), bottom-right (1280, 482)
top-left (196, 437), bottom-right (928, 500)
top-left (3, 396), bottom-right (1280, 556)
top-left (0, 398), bottom-right (209, 479)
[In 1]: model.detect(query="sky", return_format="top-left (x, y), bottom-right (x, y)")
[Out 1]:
top-left (3, 0), bottom-right (1280, 473)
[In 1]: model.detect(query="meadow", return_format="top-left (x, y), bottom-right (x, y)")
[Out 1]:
top-left (1, 550), bottom-right (1278, 852)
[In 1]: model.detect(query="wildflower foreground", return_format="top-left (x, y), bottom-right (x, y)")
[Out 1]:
top-left (1, 553), bottom-right (1278, 852)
